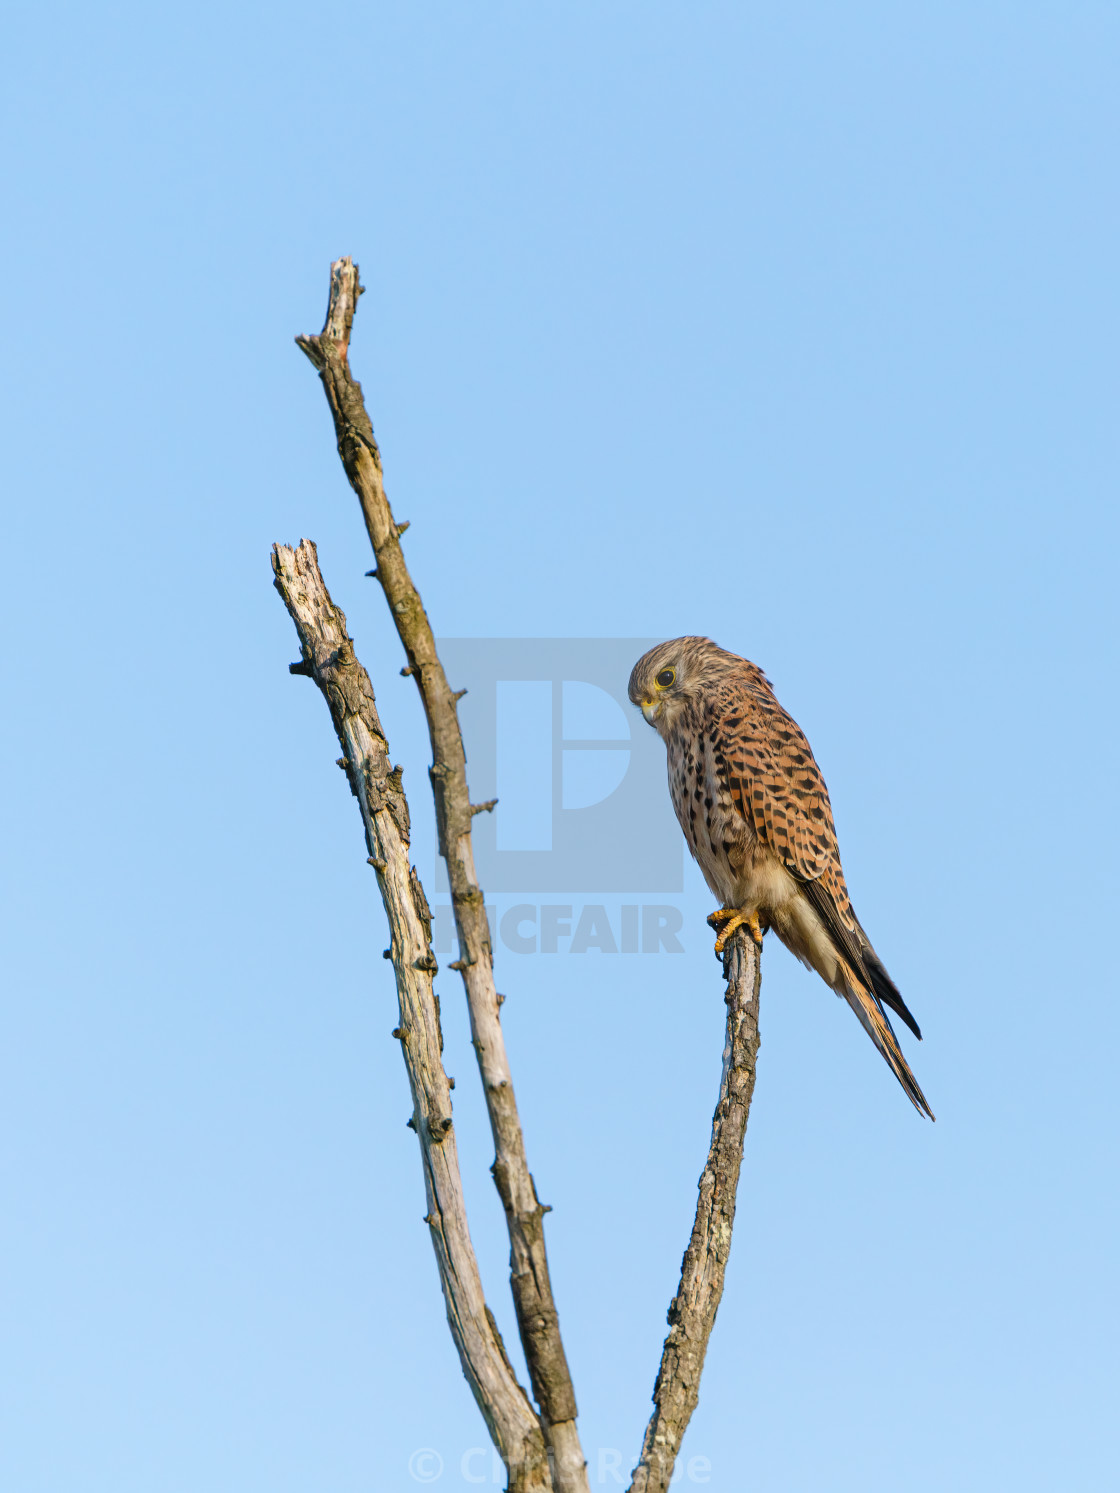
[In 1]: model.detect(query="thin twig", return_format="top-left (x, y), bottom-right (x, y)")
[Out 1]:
top-left (271, 540), bottom-right (551, 1493)
top-left (296, 258), bottom-right (588, 1493)
top-left (628, 929), bottom-right (762, 1493)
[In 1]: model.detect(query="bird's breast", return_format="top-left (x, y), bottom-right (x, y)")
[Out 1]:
top-left (665, 719), bottom-right (802, 915)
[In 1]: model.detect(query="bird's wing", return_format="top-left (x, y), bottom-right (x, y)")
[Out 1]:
top-left (712, 674), bottom-right (927, 1059)
top-left (710, 676), bottom-right (903, 998)
top-left (710, 673), bottom-right (844, 893)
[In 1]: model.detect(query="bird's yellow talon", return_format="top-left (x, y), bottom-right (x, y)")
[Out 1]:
top-left (707, 907), bottom-right (765, 953)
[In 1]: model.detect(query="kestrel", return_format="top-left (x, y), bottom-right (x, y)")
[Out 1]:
top-left (629, 637), bottom-right (933, 1120)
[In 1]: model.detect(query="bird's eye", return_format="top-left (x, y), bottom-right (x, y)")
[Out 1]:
top-left (656, 668), bottom-right (676, 688)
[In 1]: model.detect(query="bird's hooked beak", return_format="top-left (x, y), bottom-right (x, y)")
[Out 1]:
top-left (640, 697), bottom-right (661, 724)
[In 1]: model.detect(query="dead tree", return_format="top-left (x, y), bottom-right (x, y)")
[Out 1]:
top-left (272, 259), bottom-right (762, 1493)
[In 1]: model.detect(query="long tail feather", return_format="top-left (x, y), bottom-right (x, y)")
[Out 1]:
top-left (840, 970), bottom-right (935, 1121)
top-left (804, 882), bottom-right (924, 1041)
top-left (860, 940), bottom-right (923, 1041)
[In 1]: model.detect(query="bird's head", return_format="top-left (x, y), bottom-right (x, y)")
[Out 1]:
top-left (628, 636), bottom-right (729, 735)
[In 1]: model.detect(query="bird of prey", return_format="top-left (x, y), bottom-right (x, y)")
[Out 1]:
top-left (629, 636), bottom-right (933, 1119)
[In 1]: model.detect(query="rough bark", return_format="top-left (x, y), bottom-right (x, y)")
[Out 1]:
top-left (628, 930), bottom-right (762, 1493)
top-left (271, 539), bottom-right (552, 1492)
top-left (296, 259), bottom-right (588, 1493)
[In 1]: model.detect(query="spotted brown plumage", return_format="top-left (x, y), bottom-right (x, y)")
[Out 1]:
top-left (629, 636), bottom-right (933, 1120)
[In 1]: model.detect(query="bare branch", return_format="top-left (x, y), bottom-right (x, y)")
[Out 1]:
top-left (271, 539), bottom-right (552, 1492)
top-left (628, 930), bottom-right (763, 1493)
top-left (297, 258), bottom-right (588, 1493)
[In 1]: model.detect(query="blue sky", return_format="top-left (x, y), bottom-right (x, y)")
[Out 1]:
top-left (2, 3), bottom-right (1117, 1489)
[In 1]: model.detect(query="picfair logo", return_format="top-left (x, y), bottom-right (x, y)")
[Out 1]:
top-left (435, 638), bottom-right (682, 894)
